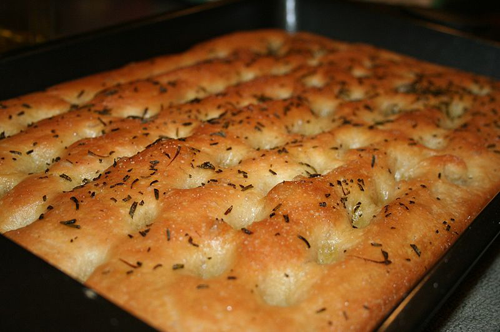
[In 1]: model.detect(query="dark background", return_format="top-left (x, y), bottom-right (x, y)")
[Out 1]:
top-left (2, 0), bottom-right (500, 54)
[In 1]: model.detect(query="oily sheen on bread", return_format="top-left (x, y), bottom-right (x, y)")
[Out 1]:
top-left (1, 30), bottom-right (500, 331)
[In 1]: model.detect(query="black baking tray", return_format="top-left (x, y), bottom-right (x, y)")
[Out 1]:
top-left (1, 0), bottom-right (499, 330)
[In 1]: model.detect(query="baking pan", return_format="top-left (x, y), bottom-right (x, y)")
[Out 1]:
top-left (1, 0), bottom-right (499, 330)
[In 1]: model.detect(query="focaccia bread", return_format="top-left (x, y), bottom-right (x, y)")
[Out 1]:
top-left (1, 30), bottom-right (500, 331)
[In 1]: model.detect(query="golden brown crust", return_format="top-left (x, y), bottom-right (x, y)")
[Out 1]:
top-left (2, 30), bottom-right (500, 331)
top-left (0, 92), bottom-right (71, 137)
top-left (47, 29), bottom-right (290, 104)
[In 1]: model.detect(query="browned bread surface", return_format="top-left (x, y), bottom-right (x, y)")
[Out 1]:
top-left (2, 30), bottom-right (500, 331)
